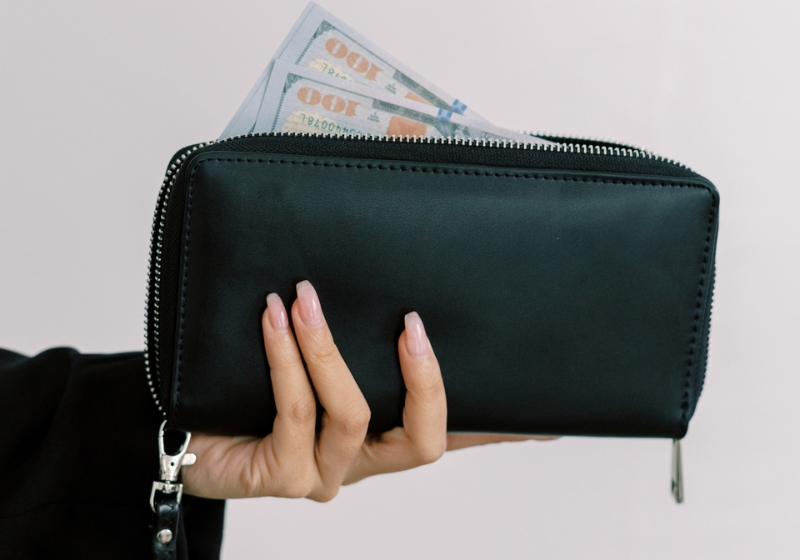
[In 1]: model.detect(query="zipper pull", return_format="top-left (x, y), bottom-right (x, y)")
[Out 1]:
top-left (671, 438), bottom-right (684, 504)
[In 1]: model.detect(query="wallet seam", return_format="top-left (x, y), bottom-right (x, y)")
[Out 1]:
top-left (173, 157), bottom-right (717, 433)
top-left (683, 197), bottom-right (717, 435)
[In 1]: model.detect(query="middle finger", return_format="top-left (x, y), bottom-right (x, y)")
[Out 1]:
top-left (291, 281), bottom-right (370, 491)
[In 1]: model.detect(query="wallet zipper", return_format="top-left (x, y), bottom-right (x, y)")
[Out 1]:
top-left (144, 140), bottom-right (214, 413)
top-left (144, 131), bottom-right (694, 414)
top-left (144, 132), bottom-right (708, 502)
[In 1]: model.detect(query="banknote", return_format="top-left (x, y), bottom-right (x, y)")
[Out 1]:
top-left (256, 61), bottom-right (551, 144)
top-left (221, 2), bottom-right (487, 139)
top-left (276, 3), bottom-right (486, 120)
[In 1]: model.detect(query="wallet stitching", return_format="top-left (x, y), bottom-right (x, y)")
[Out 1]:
top-left (173, 166), bottom-right (195, 424)
top-left (174, 157), bottom-right (717, 431)
top-left (683, 199), bottom-right (716, 434)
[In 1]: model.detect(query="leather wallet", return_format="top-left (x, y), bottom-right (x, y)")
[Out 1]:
top-left (145, 133), bottom-right (719, 442)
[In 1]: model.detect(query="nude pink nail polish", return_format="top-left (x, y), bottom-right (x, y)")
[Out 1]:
top-left (404, 312), bottom-right (428, 358)
top-left (296, 281), bottom-right (323, 327)
top-left (266, 293), bottom-right (288, 331)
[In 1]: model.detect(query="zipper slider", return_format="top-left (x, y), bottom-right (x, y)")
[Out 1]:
top-left (671, 439), bottom-right (684, 504)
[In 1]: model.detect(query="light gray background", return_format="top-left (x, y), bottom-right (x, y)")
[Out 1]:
top-left (1, 1), bottom-right (798, 558)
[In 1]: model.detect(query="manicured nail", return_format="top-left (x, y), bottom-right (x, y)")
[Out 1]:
top-left (266, 293), bottom-right (288, 331)
top-left (296, 280), bottom-right (323, 327)
top-left (404, 312), bottom-right (428, 358)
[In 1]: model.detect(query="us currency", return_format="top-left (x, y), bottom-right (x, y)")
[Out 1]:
top-left (277, 3), bottom-right (486, 119)
top-left (221, 2), bottom-right (486, 139)
top-left (256, 61), bottom-right (550, 144)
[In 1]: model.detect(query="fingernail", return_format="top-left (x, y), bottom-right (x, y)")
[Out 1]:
top-left (266, 293), bottom-right (288, 331)
top-left (296, 280), bottom-right (323, 327)
top-left (404, 312), bottom-right (429, 358)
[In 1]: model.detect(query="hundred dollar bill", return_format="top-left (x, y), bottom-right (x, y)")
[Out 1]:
top-left (221, 2), bottom-right (488, 139)
top-left (276, 3), bottom-right (485, 120)
top-left (256, 61), bottom-right (552, 144)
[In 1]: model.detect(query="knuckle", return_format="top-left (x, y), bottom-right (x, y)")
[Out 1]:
top-left (337, 403), bottom-right (371, 437)
top-left (308, 336), bottom-right (341, 366)
top-left (310, 484), bottom-right (341, 503)
top-left (414, 439), bottom-right (447, 466)
top-left (240, 467), bottom-right (265, 497)
top-left (411, 372), bottom-right (444, 404)
top-left (287, 396), bottom-right (317, 424)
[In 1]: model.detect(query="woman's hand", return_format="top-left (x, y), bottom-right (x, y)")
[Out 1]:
top-left (183, 280), bottom-right (554, 501)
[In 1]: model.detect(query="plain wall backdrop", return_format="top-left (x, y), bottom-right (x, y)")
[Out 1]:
top-left (1, 0), bottom-right (798, 558)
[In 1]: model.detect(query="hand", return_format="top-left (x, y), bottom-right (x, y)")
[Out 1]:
top-left (182, 280), bottom-right (555, 501)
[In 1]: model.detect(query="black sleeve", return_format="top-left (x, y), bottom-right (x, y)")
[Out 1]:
top-left (0, 347), bottom-right (225, 560)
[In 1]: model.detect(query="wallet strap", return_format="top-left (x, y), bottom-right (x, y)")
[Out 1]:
top-left (152, 493), bottom-right (181, 560)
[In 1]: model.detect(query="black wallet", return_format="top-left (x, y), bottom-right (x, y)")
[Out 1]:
top-left (145, 133), bottom-right (718, 452)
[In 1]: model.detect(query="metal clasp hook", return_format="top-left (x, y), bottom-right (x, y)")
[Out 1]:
top-left (150, 420), bottom-right (197, 512)
top-left (157, 420), bottom-right (196, 482)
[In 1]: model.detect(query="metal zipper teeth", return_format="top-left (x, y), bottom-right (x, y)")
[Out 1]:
top-left (521, 130), bottom-right (653, 151)
top-left (144, 142), bottom-right (214, 416)
top-left (522, 130), bottom-right (693, 172)
top-left (220, 131), bottom-right (692, 169)
top-left (142, 131), bottom-right (692, 414)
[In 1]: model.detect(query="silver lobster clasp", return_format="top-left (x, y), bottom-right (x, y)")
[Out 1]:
top-left (157, 420), bottom-right (196, 482)
top-left (150, 420), bottom-right (197, 512)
